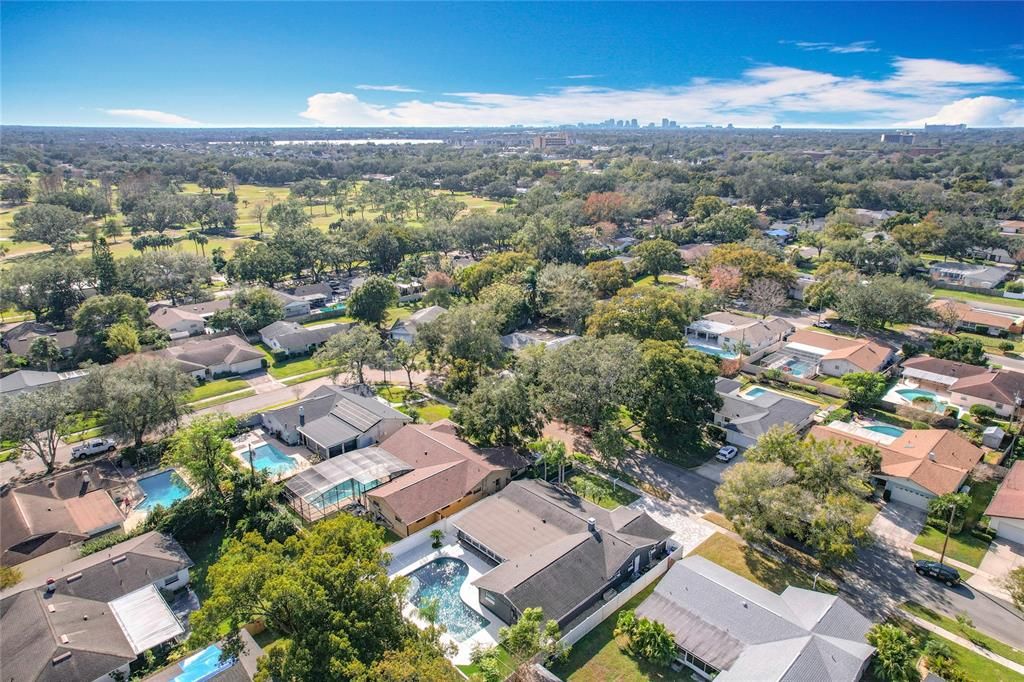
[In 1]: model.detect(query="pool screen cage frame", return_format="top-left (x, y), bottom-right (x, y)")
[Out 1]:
top-left (282, 446), bottom-right (411, 523)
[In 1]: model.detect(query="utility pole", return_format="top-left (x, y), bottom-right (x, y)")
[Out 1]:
top-left (939, 499), bottom-right (958, 565)
top-left (1009, 391), bottom-right (1022, 461)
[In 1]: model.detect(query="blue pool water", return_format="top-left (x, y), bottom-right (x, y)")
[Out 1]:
top-left (407, 558), bottom-right (489, 641)
top-left (897, 388), bottom-right (939, 403)
top-left (172, 644), bottom-right (233, 682)
top-left (319, 302), bottom-right (346, 313)
top-left (136, 470), bottom-right (192, 511)
top-left (778, 358), bottom-right (814, 377)
top-left (745, 387), bottom-right (768, 398)
top-left (247, 443), bottom-right (298, 476)
top-left (865, 424), bottom-right (905, 437)
top-left (689, 343), bottom-right (739, 359)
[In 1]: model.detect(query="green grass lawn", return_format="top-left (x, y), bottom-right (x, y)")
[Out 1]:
top-left (190, 390), bottom-right (256, 409)
top-left (0, 448), bottom-right (20, 463)
top-left (914, 479), bottom-right (998, 568)
top-left (261, 346), bottom-right (321, 379)
top-left (895, 619), bottom-right (1024, 682)
top-left (565, 472), bottom-right (640, 509)
top-left (936, 288), bottom-right (1024, 310)
top-left (690, 532), bottom-right (836, 594)
top-left (414, 401), bottom-right (452, 423)
top-left (188, 377), bottom-right (250, 403)
top-left (901, 601), bottom-right (1024, 665)
top-left (182, 528), bottom-right (227, 603)
top-left (548, 578), bottom-right (688, 682)
top-left (457, 644), bottom-right (516, 680)
top-left (375, 384), bottom-right (413, 403)
top-left (951, 331), bottom-right (1023, 354)
top-left (633, 273), bottom-right (688, 288)
top-left (64, 426), bottom-right (107, 444)
top-left (281, 368), bottom-right (334, 386)
top-left (302, 313), bottom-right (355, 327)
top-left (702, 512), bottom-right (736, 533)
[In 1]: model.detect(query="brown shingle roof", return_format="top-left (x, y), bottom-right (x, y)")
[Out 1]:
top-left (808, 425), bottom-right (983, 496)
top-left (951, 370), bottom-right (1024, 405)
top-left (902, 356), bottom-right (989, 381)
top-left (787, 329), bottom-right (892, 371)
top-left (929, 300), bottom-right (1022, 330)
top-left (986, 461), bottom-right (1024, 520)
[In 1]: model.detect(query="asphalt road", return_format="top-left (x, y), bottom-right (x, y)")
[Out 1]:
top-left (619, 450), bottom-right (1024, 649)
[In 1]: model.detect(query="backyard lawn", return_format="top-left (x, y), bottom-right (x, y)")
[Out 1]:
top-left (914, 479), bottom-right (998, 568)
top-left (548, 578), bottom-right (688, 682)
top-left (936, 288), bottom-right (1024, 311)
top-left (690, 532), bottom-right (835, 594)
top-left (566, 472), bottom-right (640, 509)
top-left (412, 401), bottom-right (452, 423)
top-left (260, 345), bottom-right (321, 380)
top-left (895, 618), bottom-right (1024, 682)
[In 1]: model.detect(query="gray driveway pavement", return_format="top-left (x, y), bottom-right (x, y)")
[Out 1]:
top-left (870, 502), bottom-right (927, 548)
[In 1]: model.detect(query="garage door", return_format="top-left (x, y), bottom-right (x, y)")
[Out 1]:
top-left (995, 519), bottom-right (1024, 545)
top-left (725, 431), bottom-right (755, 449)
top-left (888, 483), bottom-right (931, 510)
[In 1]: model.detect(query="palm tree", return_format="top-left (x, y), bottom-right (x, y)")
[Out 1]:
top-left (189, 232), bottom-right (209, 257)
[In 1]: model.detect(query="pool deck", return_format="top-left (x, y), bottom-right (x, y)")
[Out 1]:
top-left (883, 382), bottom-right (960, 416)
top-left (231, 430), bottom-right (311, 481)
top-left (390, 541), bottom-right (502, 665)
top-left (124, 467), bottom-right (197, 532)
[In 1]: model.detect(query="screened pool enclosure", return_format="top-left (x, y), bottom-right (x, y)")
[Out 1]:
top-left (283, 446), bottom-right (411, 522)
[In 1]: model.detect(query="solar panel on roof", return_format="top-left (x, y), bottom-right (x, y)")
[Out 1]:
top-left (329, 399), bottom-right (380, 432)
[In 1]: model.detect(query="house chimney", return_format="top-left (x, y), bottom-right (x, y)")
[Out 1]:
top-left (299, 406), bottom-right (305, 427)
top-left (587, 517), bottom-right (596, 532)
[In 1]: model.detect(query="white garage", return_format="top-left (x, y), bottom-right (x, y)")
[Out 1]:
top-left (883, 479), bottom-right (935, 510)
top-left (989, 517), bottom-right (1024, 545)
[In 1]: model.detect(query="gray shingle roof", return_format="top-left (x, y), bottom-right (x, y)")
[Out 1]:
top-left (260, 320), bottom-right (350, 351)
top-left (715, 379), bottom-right (818, 440)
top-left (456, 480), bottom-right (671, 623)
top-left (635, 556), bottom-right (873, 681)
top-left (284, 386), bottom-right (408, 448)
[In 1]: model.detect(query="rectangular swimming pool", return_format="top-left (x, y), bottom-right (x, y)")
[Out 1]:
top-left (136, 470), bottom-right (192, 511)
top-left (244, 443), bottom-right (298, 476)
top-left (688, 343), bottom-right (739, 359)
top-left (171, 643), bottom-right (233, 682)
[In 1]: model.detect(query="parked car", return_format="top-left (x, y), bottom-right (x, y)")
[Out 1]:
top-left (715, 445), bottom-right (739, 462)
top-left (814, 320), bottom-right (833, 329)
top-left (914, 559), bottom-right (961, 586)
top-left (70, 438), bottom-right (117, 460)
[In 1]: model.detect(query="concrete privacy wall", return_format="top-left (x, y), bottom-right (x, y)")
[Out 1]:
top-left (557, 543), bottom-right (684, 648)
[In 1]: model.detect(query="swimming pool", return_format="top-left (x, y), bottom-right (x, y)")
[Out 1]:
top-left (777, 358), bottom-right (815, 377)
top-left (745, 387), bottom-right (769, 399)
top-left (688, 343), bottom-right (739, 360)
top-left (865, 424), bottom-right (905, 437)
top-left (241, 443), bottom-right (299, 476)
top-left (406, 557), bottom-right (489, 641)
top-left (171, 643), bottom-right (233, 682)
top-left (896, 388), bottom-right (941, 403)
top-left (136, 470), bottom-right (192, 511)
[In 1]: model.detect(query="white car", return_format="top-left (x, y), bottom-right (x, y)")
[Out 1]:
top-left (715, 445), bottom-right (739, 463)
top-left (71, 438), bottom-right (117, 460)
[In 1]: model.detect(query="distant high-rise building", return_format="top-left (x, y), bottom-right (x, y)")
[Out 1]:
top-left (924, 123), bottom-right (967, 133)
top-left (532, 131), bottom-right (576, 149)
top-left (880, 132), bottom-right (915, 145)
top-left (661, 118), bottom-right (670, 128)
top-left (630, 118), bottom-right (638, 128)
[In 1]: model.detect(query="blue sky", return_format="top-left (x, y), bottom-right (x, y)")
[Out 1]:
top-left (3, 2), bottom-right (1023, 128)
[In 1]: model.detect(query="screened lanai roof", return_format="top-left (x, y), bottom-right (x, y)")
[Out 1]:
top-left (284, 447), bottom-right (413, 501)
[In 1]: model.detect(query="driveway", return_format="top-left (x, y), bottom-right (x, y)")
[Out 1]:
top-left (628, 495), bottom-right (717, 553)
top-left (694, 452), bottom-right (744, 484)
top-left (969, 539), bottom-right (1024, 601)
top-left (870, 502), bottom-right (926, 548)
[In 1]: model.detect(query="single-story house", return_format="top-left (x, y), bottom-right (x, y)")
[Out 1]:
top-left (148, 299), bottom-right (231, 338)
top-left (902, 356), bottom-right (1024, 418)
top-left (367, 420), bottom-right (529, 538)
top-left (500, 330), bottom-right (581, 352)
top-left (789, 274), bottom-right (816, 301)
top-left (928, 262), bottom-right (1013, 290)
top-left (968, 245), bottom-right (1016, 265)
top-left (0, 368), bottom-right (87, 397)
top-left (148, 334), bottom-right (264, 380)
top-left (292, 282), bottom-right (334, 308)
top-left (678, 243), bottom-right (715, 264)
top-left (389, 305), bottom-right (447, 344)
top-left (809, 423), bottom-right (984, 509)
top-left (453, 479), bottom-right (672, 628)
top-left (686, 312), bottom-right (794, 355)
top-left (999, 219), bottom-right (1024, 235)
top-left (780, 329), bottom-right (895, 377)
top-left (0, 531), bottom-right (193, 682)
top-left (985, 461), bottom-right (1024, 544)
top-left (260, 320), bottom-right (350, 355)
top-left (2, 321), bottom-right (79, 358)
top-left (635, 556), bottom-right (873, 681)
top-left (1, 463), bottom-right (128, 567)
top-left (261, 384), bottom-right (410, 457)
top-left (765, 228), bottom-right (792, 244)
top-left (272, 289), bottom-right (312, 318)
top-left (851, 208), bottom-right (898, 226)
top-left (714, 378), bottom-right (818, 449)
top-left (928, 299), bottom-right (1023, 336)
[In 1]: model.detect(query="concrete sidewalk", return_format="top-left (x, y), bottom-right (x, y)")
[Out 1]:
top-left (904, 613), bottom-right (1024, 675)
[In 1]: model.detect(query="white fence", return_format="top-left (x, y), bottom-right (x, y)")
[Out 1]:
top-left (558, 543), bottom-right (683, 648)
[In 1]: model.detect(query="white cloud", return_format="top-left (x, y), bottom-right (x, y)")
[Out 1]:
top-left (102, 108), bottom-right (200, 126)
top-left (906, 96), bottom-right (1024, 127)
top-left (299, 57), bottom-right (1022, 128)
top-left (788, 40), bottom-right (879, 54)
top-left (355, 84), bottom-right (422, 93)
top-left (566, 74), bottom-right (597, 80)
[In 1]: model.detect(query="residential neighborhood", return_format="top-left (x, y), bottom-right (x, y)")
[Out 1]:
top-left (3, 4), bottom-right (1024, 680)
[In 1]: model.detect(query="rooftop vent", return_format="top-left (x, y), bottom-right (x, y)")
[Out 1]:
top-left (52, 652), bottom-right (72, 665)
top-left (111, 555), bottom-right (127, 565)
top-left (928, 452), bottom-right (937, 461)
top-left (60, 634), bottom-right (69, 644)
top-left (298, 406), bottom-right (305, 426)
top-left (47, 604), bottom-right (56, 613)
top-left (66, 573), bottom-right (82, 583)
top-left (587, 517), bottom-right (596, 532)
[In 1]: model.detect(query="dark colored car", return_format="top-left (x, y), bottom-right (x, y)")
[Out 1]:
top-left (914, 559), bottom-right (961, 586)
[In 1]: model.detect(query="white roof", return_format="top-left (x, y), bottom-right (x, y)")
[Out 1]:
top-left (109, 584), bottom-right (184, 654)
top-left (689, 319), bottom-right (734, 335)
top-left (902, 366), bottom-right (959, 387)
top-left (784, 342), bottom-right (830, 357)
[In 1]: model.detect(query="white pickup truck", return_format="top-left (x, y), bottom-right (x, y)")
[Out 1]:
top-left (70, 438), bottom-right (117, 460)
